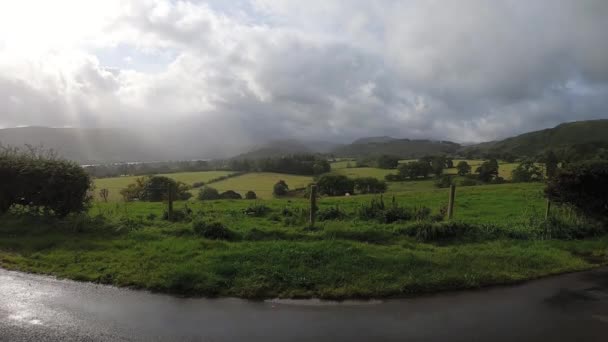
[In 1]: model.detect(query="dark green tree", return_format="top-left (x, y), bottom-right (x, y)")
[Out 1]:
top-left (273, 180), bottom-right (289, 196)
top-left (456, 161), bottom-right (471, 176)
top-left (317, 174), bottom-right (355, 196)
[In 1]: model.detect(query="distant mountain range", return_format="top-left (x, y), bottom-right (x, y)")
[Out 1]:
top-left (2, 119), bottom-right (608, 163)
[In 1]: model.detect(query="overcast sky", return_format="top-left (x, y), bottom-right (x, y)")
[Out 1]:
top-left (1, 0), bottom-right (607, 143)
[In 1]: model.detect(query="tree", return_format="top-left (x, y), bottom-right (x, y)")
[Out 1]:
top-left (544, 150), bottom-right (559, 178)
top-left (354, 177), bottom-right (388, 194)
top-left (198, 186), bottom-right (220, 201)
top-left (376, 155), bottom-right (400, 169)
top-left (456, 161), bottom-right (471, 176)
top-left (140, 176), bottom-right (191, 202)
top-left (430, 157), bottom-right (445, 177)
top-left (398, 161), bottom-right (432, 179)
top-left (445, 158), bottom-right (454, 168)
top-left (317, 174), bottom-right (355, 196)
top-left (476, 159), bottom-right (499, 182)
top-left (245, 191), bottom-right (257, 200)
top-left (511, 160), bottom-right (543, 183)
top-left (273, 180), bottom-right (289, 196)
top-left (99, 188), bottom-right (109, 203)
top-left (545, 161), bottom-right (608, 220)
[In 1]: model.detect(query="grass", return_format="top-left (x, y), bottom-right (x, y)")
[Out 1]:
top-left (1, 182), bottom-right (607, 299)
top-left (203, 172), bottom-right (313, 199)
top-left (94, 171), bottom-right (235, 201)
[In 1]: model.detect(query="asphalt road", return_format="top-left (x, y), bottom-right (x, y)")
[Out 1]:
top-left (1, 267), bottom-right (608, 341)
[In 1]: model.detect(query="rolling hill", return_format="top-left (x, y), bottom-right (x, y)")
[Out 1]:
top-left (331, 138), bottom-right (461, 159)
top-left (463, 120), bottom-right (608, 157)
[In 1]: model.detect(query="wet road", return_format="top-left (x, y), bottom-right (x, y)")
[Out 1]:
top-left (1, 268), bottom-right (608, 341)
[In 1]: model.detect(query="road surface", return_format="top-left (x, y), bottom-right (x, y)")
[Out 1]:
top-left (1, 267), bottom-right (608, 341)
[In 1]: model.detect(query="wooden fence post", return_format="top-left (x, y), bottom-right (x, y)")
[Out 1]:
top-left (309, 184), bottom-right (317, 227)
top-left (447, 184), bottom-right (456, 220)
top-left (167, 183), bottom-right (174, 222)
top-left (545, 199), bottom-right (551, 220)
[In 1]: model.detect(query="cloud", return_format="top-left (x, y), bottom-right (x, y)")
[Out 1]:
top-left (1, 0), bottom-right (608, 150)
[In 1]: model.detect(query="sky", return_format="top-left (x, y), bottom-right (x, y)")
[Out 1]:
top-left (1, 0), bottom-right (608, 144)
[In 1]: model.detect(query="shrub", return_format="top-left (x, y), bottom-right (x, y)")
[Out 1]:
top-left (162, 209), bottom-right (191, 222)
top-left (0, 148), bottom-right (91, 217)
top-left (397, 221), bottom-right (477, 242)
top-left (192, 182), bottom-right (205, 188)
top-left (192, 220), bottom-right (235, 240)
top-left (545, 161), bottom-right (608, 220)
top-left (545, 160), bottom-right (608, 220)
top-left (317, 206), bottom-right (348, 221)
top-left (317, 174), bottom-right (355, 196)
top-left (198, 187), bottom-right (220, 201)
top-left (220, 190), bottom-right (242, 200)
top-left (243, 204), bottom-right (271, 217)
top-left (245, 191), bottom-right (257, 200)
top-left (273, 180), bottom-right (289, 197)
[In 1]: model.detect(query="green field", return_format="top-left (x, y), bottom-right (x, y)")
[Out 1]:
top-left (1, 182), bottom-right (607, 299)
top-left (93, 171), bottom-right (235, 201)
top-left (445, 160), bottom-right (522, 180)
top-left (333, 167), bottom-right (395, 180)
top-left (204, 172), bottom-right (313, 199)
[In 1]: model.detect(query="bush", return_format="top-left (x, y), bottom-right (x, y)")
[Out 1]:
top-left (192, 182), bottom-right (205, 188)
top-left (243, 204), bottom-right (271, 217)
top-left (245, 191), bottom-right (257, 200)
top-left (354, 177), bottom-right (388, 194)
top-left (192, 220), bottom-right (235, 240)
top-left (317, 206), bottom-right (348, 221)
top-left (0, 148), bottom-right (91, 217)
top-left (397, 221), bottom-right (477, 242)
top-left (162, 209), bottom-right (191, 222)
top-left (317, 174), bottom-right (355, 196)
top-left (356, 196), bottom-right (431, 223)
top-left (220, 190), bottom-right (242, 200)
top-left (273, 180), bottom-right (289, 197)
top-left (545, 161), bottom-right (608, 220)
top-left (198, 187), bottom-right (220, 201)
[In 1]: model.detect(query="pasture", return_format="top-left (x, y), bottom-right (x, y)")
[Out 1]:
top-left (203, 172), bottom-right (313, 199)
top-left (93, 171), bottom-right (235, 201)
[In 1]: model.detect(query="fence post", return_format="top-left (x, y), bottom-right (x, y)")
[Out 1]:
top-left (167, 183), bottom-right (174, 222)
top-left (545, 199), bottom-right (551, 220)
top-left (447, 184), bottom-right (456, 220)
top-left (309, 184), bottom-right (317, 227)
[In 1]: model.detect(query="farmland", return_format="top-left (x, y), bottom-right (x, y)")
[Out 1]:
top-left (207, 172), bottom-right (313, 199)
top-left (94, 171), bottom-right (235, 201)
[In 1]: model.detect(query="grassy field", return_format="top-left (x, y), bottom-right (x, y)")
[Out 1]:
top-left (445, 160), bottom-right (521, 180)
top-left (93, 171), bottom-right (235, 202)
top-left (204, 172), bottom-right (313, 199)
top-left (1, 182), bottom-right (607, 299)
top-left (333, 167), bottom-right (395, 180)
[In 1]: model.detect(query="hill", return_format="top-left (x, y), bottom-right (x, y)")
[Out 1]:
top-left (232, 139), bottom-right (340, 159)
top-left (463, 119), bottom-right (608, 157)
top-left (331, 138), bottom-right (461, 159)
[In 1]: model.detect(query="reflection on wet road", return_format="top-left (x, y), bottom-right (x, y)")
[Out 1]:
top-left (1, 267), bottom-right (608, 341)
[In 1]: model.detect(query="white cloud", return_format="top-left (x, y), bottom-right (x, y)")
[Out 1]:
top-left (1, 0), bottom-right (608, 148)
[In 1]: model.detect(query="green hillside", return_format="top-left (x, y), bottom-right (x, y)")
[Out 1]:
top-left (464, 119), bottom-right (608, 157)
top-left (331, 139), bottom-right (461, 159)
